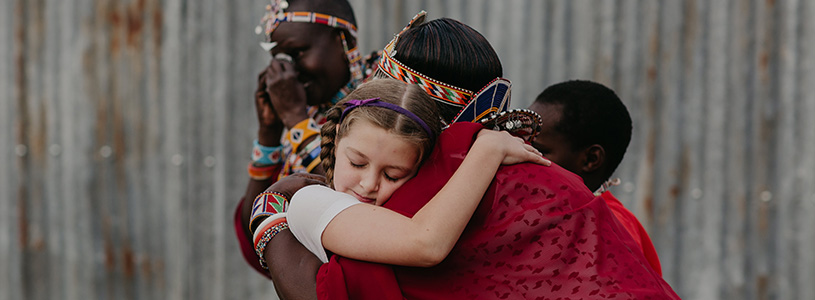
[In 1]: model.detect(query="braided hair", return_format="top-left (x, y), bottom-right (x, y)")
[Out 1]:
top-left (320, 78), bottom-right (441, 186)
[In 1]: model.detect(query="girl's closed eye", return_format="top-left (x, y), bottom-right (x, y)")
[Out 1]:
top-left (383, 168), bottom-right (412, 182)
top-left (383, 173), bottom-right (401, 182)
top-left (347, 155), bottom-right (367, 168)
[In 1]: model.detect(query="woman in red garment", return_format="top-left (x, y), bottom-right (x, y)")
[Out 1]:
top-left (263, 12), bottom-right (681, 300)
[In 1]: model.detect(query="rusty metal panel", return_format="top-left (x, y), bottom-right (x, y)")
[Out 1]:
top-left (3, 0), bottom-right (815, 299)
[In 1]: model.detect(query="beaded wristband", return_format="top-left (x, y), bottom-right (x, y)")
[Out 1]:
top-left (250, 191), bottom-right (289, 231)
top-left (252, 139), bottom-right (284, 165)
top-left (247, 162), bottom-right (281, 180)
top-left (253, 213), bottom-right (288, 245)
top-left (253, 216), bottom-right (289, 270)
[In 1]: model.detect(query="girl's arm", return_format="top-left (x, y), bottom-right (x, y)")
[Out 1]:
top-left (321, 130), bottom-right (549, 267)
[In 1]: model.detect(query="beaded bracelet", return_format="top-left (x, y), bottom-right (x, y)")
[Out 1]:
top-left (247, 162), bottom-right (281, 181)
top-left (252, 139), bottom-right (284, 165)
top-left (253, 213), bottom-right (287, 243)
top-left (253, 216), bottom-right (289, 270)
top-left (250, 191), bottom-right (289, 231)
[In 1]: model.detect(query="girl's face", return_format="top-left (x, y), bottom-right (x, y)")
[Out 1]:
top-left (333, 119), bottom-right (421, 206)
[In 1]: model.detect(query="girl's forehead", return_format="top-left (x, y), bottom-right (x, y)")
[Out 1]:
top-left (340, 121), bottom-right (419, 159)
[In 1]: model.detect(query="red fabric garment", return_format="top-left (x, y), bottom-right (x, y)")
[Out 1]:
top-left (600, 191), bottom-right (663, 276)
top-left (316, 122), bottom-right (680, 299)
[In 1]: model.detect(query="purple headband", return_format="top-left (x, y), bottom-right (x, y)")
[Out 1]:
top-left (339, 98), bottom-right (434, 137)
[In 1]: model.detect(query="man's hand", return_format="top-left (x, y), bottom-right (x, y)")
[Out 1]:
top-left (255, 68), bottom-right (285, 146)
top-left (255, 68), bottom-right (282, 127)
top-left (264, 56), bottom-right (309, 129)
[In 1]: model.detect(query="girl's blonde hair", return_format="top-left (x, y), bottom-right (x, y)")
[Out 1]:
top-left (320, 78), bottom-right (441, 186)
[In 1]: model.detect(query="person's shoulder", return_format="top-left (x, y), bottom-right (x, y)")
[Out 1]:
top-left (600, 191), bottom-right (639, 224)
top-left (495, 162), bottom-right (593, 199)
top-left (434, 122), bottom-right (486, 153)
top-left (600, 191), bottom-right (623, 204)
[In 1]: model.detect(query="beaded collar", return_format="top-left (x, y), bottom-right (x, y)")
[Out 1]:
top-left (593, 178), bottom-right (622, 196)
top-left (255, 0), bottom-right (358, 50)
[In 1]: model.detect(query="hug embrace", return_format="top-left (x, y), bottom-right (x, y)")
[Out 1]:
top-left (235, 1), bottom-right (679, 299)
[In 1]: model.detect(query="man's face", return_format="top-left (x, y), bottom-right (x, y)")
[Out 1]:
top-left (528, 102), bottom-right (583, 174)
top-left (269, 22), bottom-right (351, 106)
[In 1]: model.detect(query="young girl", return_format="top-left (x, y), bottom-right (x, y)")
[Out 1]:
top-left (252, 78), bottom-right (549, 267)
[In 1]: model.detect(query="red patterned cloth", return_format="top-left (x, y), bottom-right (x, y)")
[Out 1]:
top-left (316, 122), bottom-right (679, 299)
top-left (601, 191), bottom-right (663, 276)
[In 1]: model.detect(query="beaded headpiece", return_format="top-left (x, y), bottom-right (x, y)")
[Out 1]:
top-left (339, 98), bottom-right (434, 137)
top-left (450, 78), bottom-right (511, 123)
top-left (378, 11), bottom-right (540, 141)
top-left (448, 78), bottom-right (542, 142)
top-left (255, 0), bottom-right (364, 104)
top-left (255, 0), bottom-right (358, 51)
top-left (477, 108), bottom-right (543, 142)
top-left (377, 11), bottom-right (475, 107)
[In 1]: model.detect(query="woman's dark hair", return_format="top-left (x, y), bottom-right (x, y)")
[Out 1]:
top-left (392, 18), bottom-right (503, 123)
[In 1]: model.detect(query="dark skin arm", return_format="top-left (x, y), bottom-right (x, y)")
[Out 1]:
top-left (260, 174), bottom-right (327, 300)
top-left (239, 59), bottom-right (322, 242)
top-left (265, 231), bottom-right (322, 300)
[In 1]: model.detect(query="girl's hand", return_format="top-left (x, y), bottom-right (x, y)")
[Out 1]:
top-left (474, 130), bottom-right (551, 166)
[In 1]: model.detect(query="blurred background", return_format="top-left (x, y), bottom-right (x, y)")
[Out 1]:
top-left (2, 0), bottom-right (814, 299)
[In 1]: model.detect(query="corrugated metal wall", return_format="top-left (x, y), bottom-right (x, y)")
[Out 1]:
top-left (2, 0), bottom-right (813, 299)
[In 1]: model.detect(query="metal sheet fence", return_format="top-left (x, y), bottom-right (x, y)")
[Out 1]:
top-left (1, 0), bottom-right (813, 299)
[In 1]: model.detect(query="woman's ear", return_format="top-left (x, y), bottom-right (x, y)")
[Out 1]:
top-left (581, 144), bottom-right (605, 174)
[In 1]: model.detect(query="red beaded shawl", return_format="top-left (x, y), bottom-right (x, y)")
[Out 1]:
top-left (315, 122), bottom-right (680, 300)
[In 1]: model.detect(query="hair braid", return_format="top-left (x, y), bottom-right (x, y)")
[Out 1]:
top-left (320, 104), bottom-right (344, 187)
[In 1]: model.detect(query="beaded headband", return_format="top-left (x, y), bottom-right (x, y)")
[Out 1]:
top-left (255, 0), bottom-right (359, 51)
top-left (377, 11), bottom-right (474, 107)
top-left (339, 98), bottom-right (434, 137)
